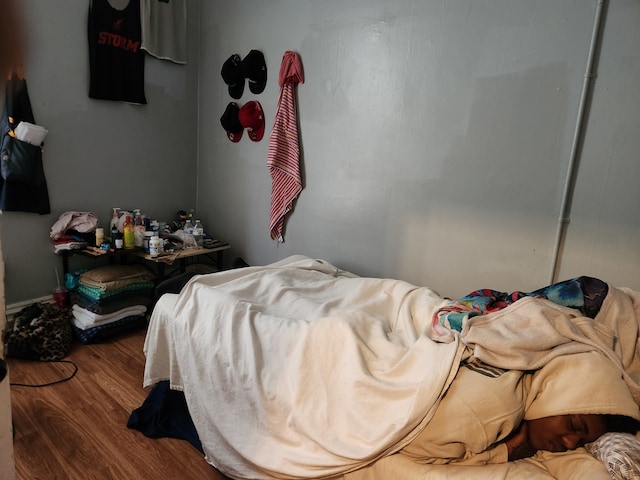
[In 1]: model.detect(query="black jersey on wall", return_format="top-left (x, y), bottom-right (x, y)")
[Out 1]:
top-left (88, 0), bottom-right (147, 104)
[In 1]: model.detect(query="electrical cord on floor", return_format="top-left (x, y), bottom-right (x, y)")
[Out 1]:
top-left (9, 359), bottom-right (78, 388)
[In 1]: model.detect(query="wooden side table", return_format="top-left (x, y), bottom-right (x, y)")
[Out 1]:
top-left (129, 245), bottom-right (231, 278)
top-left (59, 243), bottom-right (231, 279)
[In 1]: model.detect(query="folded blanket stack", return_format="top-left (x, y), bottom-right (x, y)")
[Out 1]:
top-left (70, 264), bottom-right (155, 343)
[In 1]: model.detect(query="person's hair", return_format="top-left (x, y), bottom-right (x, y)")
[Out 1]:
top-left (603, 415), bottom-right (640, 434)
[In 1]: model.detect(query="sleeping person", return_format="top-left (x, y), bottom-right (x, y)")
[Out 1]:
top-left (400, 350), bottom-right (640, 465)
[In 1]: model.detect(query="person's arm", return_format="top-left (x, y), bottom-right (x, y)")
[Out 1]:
top-left (401, 440), bottom-right (511, 466)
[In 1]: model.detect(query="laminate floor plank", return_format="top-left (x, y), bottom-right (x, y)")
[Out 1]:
top-left (8, 328), bottom-right (229, 480)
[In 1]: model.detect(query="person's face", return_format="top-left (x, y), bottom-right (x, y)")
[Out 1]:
top-left (526, 414), bottom-right (607, 452)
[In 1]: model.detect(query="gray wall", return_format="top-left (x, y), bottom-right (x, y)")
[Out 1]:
top-left (198, 0), bottom-right (640, 298)
top-left (3, 0), bottom-right (639, 305)
top-left (2, 0), bottom-right (200, 304)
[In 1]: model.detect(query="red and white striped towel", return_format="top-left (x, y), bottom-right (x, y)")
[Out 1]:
top-left (267, 51), bottom-right (304, 241)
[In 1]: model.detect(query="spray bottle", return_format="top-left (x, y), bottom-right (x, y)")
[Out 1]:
top-left (133, 209), bottom-right (145, 248)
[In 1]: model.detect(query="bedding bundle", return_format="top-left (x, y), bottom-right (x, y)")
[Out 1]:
top-left (140, 255), bottom-right (640, 480)
top-left (71, 264), bottom-right (154, 343)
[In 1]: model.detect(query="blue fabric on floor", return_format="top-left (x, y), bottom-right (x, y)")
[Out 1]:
top-left (127, 380), bottom-right (203, 453)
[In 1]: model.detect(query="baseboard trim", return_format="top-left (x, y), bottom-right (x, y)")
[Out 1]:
top-left (6, 295), bottom-right (55, 317)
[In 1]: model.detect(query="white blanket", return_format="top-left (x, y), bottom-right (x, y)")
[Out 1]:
top-left (460, 285), bottom-right (640, 403)
top-left (143, 255), bottom-right (640, 479)
top-left (144, 256), bottom-right (464, 479)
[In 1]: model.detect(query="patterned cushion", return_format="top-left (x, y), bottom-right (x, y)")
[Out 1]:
top-left (586, 432), bottom-right (640, 480)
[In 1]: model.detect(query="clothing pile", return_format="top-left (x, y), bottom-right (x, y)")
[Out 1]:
top-left (50, 211), bottom-right (99, 241)
top-left (52, 234), bottom-right (89, 253)
top-left (50, 211), bottom-right (99, 253)
top-left (70, 264), bottom-right (155, 343)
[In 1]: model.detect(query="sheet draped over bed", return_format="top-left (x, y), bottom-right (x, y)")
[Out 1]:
top-left (144, 256), bottom-right (464, 479)
top-left (142, 255), bottom-right (640, 480)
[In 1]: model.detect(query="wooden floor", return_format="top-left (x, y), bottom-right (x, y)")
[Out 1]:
top-left (8, 328), bottom-right (230, 480)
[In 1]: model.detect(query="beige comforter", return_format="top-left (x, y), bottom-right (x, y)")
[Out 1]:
top-left (341, 449), bottom-right (612, 479)
top-left (143, 255), bottom-right (640, 479)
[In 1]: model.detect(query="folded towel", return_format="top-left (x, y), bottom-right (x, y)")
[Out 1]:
top-left (71, 304), bottom-right (148, 330)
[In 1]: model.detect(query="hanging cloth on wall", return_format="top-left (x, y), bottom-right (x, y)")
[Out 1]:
top-left (267, 51), bottom-right (304, 242)
top-left (140, 0), bottom-right (187, 65)
top-left (0, 74), bottom-right (51, 214)
top-left (88, 0), bottom-right (147, 104)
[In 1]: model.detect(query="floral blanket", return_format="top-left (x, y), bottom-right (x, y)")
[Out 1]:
top-left (435, 276), bottom-right (609, 333)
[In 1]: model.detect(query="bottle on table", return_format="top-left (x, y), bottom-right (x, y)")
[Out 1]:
top-left (109, 207), bottom-right (120, 238)
top-left (123, 215), bottom-right (135, 249)
top-left (143, 231), bottom-right (153, 253)
top-left (112, 222), bottom-right (123, 249)
top-left (183, 219), bottom-right (194, 248)
top-left (193, 220), bottom-right (204, 247)
top-left (149, 233), bottom-right (162, 257)
top-left (133, 209), bottom-right (145, 248)
top-left (95, 228), bottom-right (104, 247)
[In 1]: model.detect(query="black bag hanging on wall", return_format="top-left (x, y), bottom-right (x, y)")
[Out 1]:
top-left (0, 74), bottom-right (50, 214)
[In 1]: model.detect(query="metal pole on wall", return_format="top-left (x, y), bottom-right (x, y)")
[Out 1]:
top-left (549, 0), bottom-right (608, 284)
